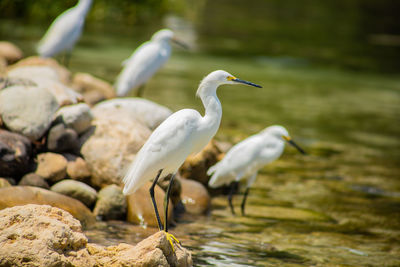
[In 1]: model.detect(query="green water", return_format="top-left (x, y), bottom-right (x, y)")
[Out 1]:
top-left (1, 1), bottom-right (400, 265)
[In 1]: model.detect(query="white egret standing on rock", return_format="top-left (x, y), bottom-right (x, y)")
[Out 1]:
top-left (122, 70), bottom-right (261, 248)
top-left (37, 0), bottom-right (92, 66)
top-left (207, 125), bottom-right (306, 215)
top-left (115, 29), bottom-right (188, 97)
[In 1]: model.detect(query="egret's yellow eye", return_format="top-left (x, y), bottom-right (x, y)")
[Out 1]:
top-left (282, 135), bottom-right (291, 141)
top-left (227, 76), bottom-right (236, 81)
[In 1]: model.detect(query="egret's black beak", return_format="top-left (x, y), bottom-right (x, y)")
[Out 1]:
top-left (283, 136), bottom-right (306, 155)
top-left (172, 38), bottom-right (189, 49)
top-left (232, 78), bottom-right (262, 88)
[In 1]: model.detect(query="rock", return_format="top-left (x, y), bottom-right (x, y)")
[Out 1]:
top-left (0, 57), bottom-right (6, 75)
top-left (0, 129), bottom-right (33, 177)
top-left (72, 72), bottom-right (116, 105)
top-left (35, 152), bottom-right (67, 183)
top-left (66, 155), bottom-right (91, 181)
top-left (0, 76), bottom-right (36, 89)
top-left (54, 103), bottom-right (93, 134)
top-left (51, 179), bottom-right (97, 208)
top-left (19, 173), bottom-right (50, 189)
top-left (0, 178), bottom-right (12, 188)
top-left (93, 184), bottom-right (127, 220)
top-left (0, 186), bottom-right (96, 227)
top-left (93, 97), bottom-right (172, 130)
top-left (81, 113), bottom-right (151, 188)
top-left (181, 178), bottom-right (210, 215)
top-left (0, 204), bottom-right (95, 267)
top-left (0, 41), bottom-right (23, 64)
top-left (0, 85), bottom-right (59, 140)
top-left (47, 123), bottom-right (79, 152)
top-left (126, 182), bottom-right (173, 228)
top-left (36, 78), bottom-right (83, 106)
top-left (7, 56), bottom-right (71, 84)
top-left (180, 140), bottom-right (223, 185)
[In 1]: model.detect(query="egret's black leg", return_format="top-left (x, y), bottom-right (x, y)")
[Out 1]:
top-left (150, 169), bottom-right (164, 231)
top-left (137, 85), bottom-right (146, 97)
top-left (228, 181), bottom-right (237, 215)
top-left (241, 187), bottom-right (250, 216)
top-left (164, 173), bottom-right (176, 232)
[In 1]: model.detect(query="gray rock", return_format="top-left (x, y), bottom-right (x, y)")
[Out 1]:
top-left (51, 179), bottom-right (97, 208)
top-left (18, 173), bottom-right (49, 189)
top-left (47, 123), bottom-right (79, 152)
top-left (35, 152), bottom-right (67, 183)
top-left (54, 103), bottom-right (93, 134)
top-left (93, 98), bottom-right (172, 130)
top-left (93, 184), bottom-right (127, 220)
top-left (0, 85), bottom-right (59, 140)
top-left (81, 113), bottom-right (151, 188)
top-left (0, 129), bottom-right (32, 177)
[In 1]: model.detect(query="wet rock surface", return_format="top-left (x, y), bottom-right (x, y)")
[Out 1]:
top-left (94, 184), bottom-right (127, 220)
top-left (180, 178), bottom-right (210, 215)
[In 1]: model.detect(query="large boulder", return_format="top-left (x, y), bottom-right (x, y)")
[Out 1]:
top-left (126, 182), bottom-right (173, 228)
top-left (180, 178), bottom-right (210, 215)
top-left (180, 140), bottom-right (223, 185)
top-left (81, 111), bottom-right (151, 188)
top-left (0, 41), bottom-right (23, 64)
top-left (54, 103), bottom-right (93, 134)
top-left (35, 152), bottom-right (68, 184)
top-left (51, 179), bottom-right (98, 208)
top-left (0, 129), bottom-right (32, 177)
top-left (93, 98), bottom-right (172, 130)
top-left (0, 85), bottom-right (59, 140)
top-left (0, 204), bottom-right (95, 267)
top-left (0, 186), bottom-right (95, 227)
top-left (72, 72), bottom-right (116, 105)
top-left (93, 184), bottom-right (127, 220)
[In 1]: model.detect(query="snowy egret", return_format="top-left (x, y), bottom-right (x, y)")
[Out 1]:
top-left (207, 125), bottom-right (306, 215)
top-left (37, 0), bottom-right (92, 65)
top-left (115, 29), bottom-right (187, 97)
top-left (122, 70), bottom-right (261, 247)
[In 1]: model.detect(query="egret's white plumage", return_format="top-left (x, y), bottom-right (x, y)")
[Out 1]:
top-left (115, 29), bottom-right (185, 97)
top-left (207, 125), bottom-right (305, 215)
top-left (122, 70), bottom-right (262, 195)
top-left (37, 0), bottom-right (92, 58)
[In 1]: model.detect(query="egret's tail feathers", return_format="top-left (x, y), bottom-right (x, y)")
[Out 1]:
top-left (207, 164), bottom-right (217, 176)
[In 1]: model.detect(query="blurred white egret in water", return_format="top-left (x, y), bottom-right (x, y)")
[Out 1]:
top-left (115, 29), bottom-right (188, 97)
top-left (122, 70), bottom-right (261, 248)
top-left (37, 0), bottom-right (92, 66)
top-left (208, 125), bottom-right (306, 215)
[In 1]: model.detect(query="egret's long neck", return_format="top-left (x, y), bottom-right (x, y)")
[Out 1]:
top-left (198, 81), bottom-right (222, 129)
top-left (77, 0), bottom-right (92, 15)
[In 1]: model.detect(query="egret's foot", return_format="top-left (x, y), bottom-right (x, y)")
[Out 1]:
top-left (163, 231), bottom-right (180, 253)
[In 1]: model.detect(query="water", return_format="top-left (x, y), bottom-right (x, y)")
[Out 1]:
top-left (1, 1), bottom-right (400, 265)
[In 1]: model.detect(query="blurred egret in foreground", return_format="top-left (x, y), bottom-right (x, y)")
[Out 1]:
top-left (37, 0), bottom-right (92, 66)
top-left (122, 70), bottom-right (261, 248)
top-left (115, 29), bottom-right (188, 97)
top-left (208, 125), bottom-right (306, 215)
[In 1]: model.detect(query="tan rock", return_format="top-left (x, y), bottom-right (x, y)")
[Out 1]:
top-left (66, 156), bottom-right (91, 181)
top-left (181, 178), bottom-right (210, 215)
top-left (50, 179), bottom-right (97, 208)
top-left (35, 152), bottom-right (67, 183)
top-left (126, 182), bottom-right (173, 228)
top-left (180, 139), bottom-right (223, 185)
top-left (0, 204), bottom-right (95, 267)
top-left (0, 41), bottom-right (23, 64)
top-left (72, 72), bottom-right (115, 105)
top-left (0, 177), bottom-right (12, 188)
top-left (0, 186), bottom-right (95, 227)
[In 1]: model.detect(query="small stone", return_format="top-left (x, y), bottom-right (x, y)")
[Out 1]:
top-left (93, 184), bottom-right (127, 220)
top-left (51, 179), bottom-right (97, 208)
top-left (19, 173), bottom-right (49, 189)
top-left (35, 152), bottom-right (67, 183)
top-left (54, 103), bottom-right (93, 134)
top-left (72, 72), bottom-right (115, 105)
top-left (181, 178), bottom-right (210, 215)
top-left (0, 178), bottom-right (12, 188)
top-left (66, 156), bottom-right (91, 181)
top-left (47, 123), bottom-right (79, 152)
top-left (0, 41), bottom-right (23, 64)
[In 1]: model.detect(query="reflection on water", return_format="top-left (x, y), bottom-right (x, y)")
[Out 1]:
top-left (1, 1), bottom-right (400, 265)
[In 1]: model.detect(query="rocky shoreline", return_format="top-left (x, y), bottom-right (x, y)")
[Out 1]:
top-left (0, 41), bottom-right (220, 266)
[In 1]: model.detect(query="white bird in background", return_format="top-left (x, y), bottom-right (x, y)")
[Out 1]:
top-left (122, 70), bottom-right (261, 247)
top-left (208, 125), bottom-right (306, 215)
top-left (37, 0), bottom-right (92, 65)
top-left (115, 29), bottom-right (188, 97)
